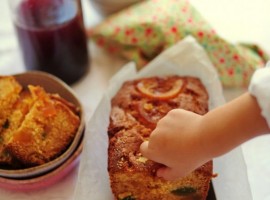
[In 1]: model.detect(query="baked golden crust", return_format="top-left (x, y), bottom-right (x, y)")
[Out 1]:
top-left (108, 76), bottom-right (212, 200)
top-left (0, 76), bottom-right (80, 169)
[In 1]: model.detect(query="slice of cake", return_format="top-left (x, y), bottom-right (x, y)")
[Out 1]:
top-left (0, 75), bottom-right (81, 170)
top-left (0, 76), bottom-right (22, 133)
top-left (0, 76), bottom-right (23, 168)
top-left (108, 76), bottom-right (213, 200)
top-left (5, 85), bottom-right (80, 167)
top-left (0, 91), bottom-right (34, 168)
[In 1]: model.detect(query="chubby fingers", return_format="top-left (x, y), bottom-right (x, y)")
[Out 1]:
top-left (140, 144), bottom-right (185, 181)
top-left (140, 140), bottom-right (162, 163)
top-left (140, 141), bottom-right (151, 159)
top-left (141, 141), bottom-right (188, 181)
top-left (157, 167), bottom-right (186, 181)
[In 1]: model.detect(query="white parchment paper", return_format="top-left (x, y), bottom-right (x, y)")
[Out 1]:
top-left (73, 36), bottom-right (252, 200)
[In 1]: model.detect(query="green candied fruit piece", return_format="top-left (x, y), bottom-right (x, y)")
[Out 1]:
top-left (118, 192), bottom-right (136, 200)
top-left (2, 120), bottom-right (9, 129)
top-left (121, 196), bottom-right (136, 200)
top-left (171, 186), bottom-right (196, 196)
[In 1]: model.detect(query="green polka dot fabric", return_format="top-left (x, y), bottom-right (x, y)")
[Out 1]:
top-left (89, 0), bottom-right (269, 88)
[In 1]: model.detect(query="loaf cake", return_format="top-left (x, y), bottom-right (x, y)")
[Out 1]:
top-left (108, 76), bottom-right (213, 200)
top-left (0, 76), bottom-right (80, 169)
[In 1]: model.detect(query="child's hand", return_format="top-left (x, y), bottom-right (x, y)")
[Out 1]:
top-left (140, 109), bottom-right (211, 181)
top-left (140, 92), bottom-right (270, 181)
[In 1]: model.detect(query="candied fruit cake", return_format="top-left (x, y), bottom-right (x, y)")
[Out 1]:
top-left (0, 91), bottom-right (34, 168)
top-left (6, 85), bottom-right (80, 167)
top-left (0, 76), bottom-right (22, 133)
top-left (108, 76), bottom-right (212, 200)
top-left (0, 76), bottom-right (80, 169)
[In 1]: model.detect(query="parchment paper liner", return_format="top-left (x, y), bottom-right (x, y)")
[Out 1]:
top-left (74, 36), bottom-right (252, 200)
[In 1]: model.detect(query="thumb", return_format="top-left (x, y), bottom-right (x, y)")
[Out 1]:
top-left (157, 167), bottom-right (183, 181)
top-left (140, 141), bottom-right (151, 158)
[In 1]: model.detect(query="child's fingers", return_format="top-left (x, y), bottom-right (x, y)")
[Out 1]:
top-left (140, 141), bottom-right (150, 158)
top-left (157, 167), bottom-right (183, 181)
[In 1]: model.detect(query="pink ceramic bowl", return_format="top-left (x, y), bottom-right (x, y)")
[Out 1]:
top-left (0, 71), bottom-right (85, 189)
top-left (0, 134), bottom-right (83, 191)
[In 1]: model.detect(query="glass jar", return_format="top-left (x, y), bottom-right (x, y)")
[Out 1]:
top-left (9, 0), bottom-right (90, 85)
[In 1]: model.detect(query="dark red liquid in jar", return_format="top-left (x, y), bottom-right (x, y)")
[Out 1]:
top-left (15, 0), bottom-right (89, 85)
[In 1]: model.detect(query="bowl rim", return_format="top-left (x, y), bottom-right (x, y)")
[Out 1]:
top-left (0, 131), bottom-right (84, 191)
top-left (0, 71), bottom-right (85, 179)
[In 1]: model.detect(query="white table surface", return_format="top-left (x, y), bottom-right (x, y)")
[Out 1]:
top-left (0, 0), bottom-right (270, 199)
